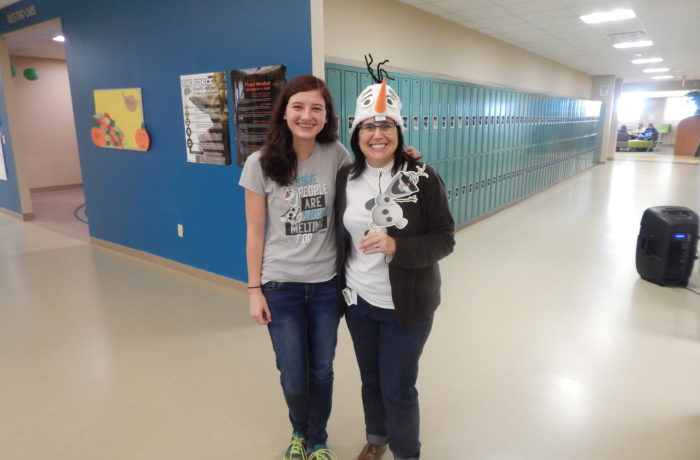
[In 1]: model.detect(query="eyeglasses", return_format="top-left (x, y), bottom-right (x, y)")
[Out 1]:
top-left (357, 121), bottom-right (399, 134)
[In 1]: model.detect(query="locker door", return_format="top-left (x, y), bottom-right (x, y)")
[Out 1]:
top-left (448, 158), bottom-right (460, 221)
top-left (455, 85), bottom-right (464, 159)
top-left (325, 67), bottom-right (343, 146)
top-left (447, 83), bottom-right (457, 160)
top-left (398, 76), bottom-right (413, 149)
top-left (468, 86), bottom-right (477, 156)
top-left (430, 81), bottom-right (440, 165)
top-left (438, 82), bottom-right (449, 161)
top-left (459, 156), bottom-right (469, 225)
top-left (436, 161), bottom-right (449, 218)
top-left (420, 80), bottom-right (431, 164)
top-left (408, 78), bottom-right (422, 154)
top-left (466, 154), bottom-right (476, 222)
top-left (343, 70), bottom-right (359, 152)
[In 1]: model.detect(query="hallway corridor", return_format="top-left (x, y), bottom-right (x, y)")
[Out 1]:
top-left (1, 157), bottom-right (699, 459)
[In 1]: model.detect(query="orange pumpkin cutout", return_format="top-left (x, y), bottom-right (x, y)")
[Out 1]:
top-left (134, 123), bottom-right (150, 150)
top-left (91, 126), bottom-right (106, 147)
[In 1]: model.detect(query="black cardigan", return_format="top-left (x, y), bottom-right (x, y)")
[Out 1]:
top-left (335, 161), bottom-right (456, 328)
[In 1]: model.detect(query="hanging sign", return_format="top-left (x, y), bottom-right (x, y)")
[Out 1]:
top-left (230, 65), bottom-right (286, 166)
top-left (180, 71), bottom-right (231, 165)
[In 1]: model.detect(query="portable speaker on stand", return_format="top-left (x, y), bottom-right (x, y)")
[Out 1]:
top-left (636, 206), bottom-right (699, 287)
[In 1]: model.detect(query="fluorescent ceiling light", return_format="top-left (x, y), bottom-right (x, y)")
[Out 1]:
top-left (52, 35), bottom-right (65, 42)
top-left (631, 57), bottom-right (663, 64)
top-left (580, 9), bottom-right (635, 24)
top-left (651, 75), bottom-right (674, 80)
top-left (643, 68), bottom-right (670, 73)
top-left (613, 40), bottom-right (653, 49)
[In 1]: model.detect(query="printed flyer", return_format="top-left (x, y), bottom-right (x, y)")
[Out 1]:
top-left (230, 65), bottom-right (286, 166)
top-left (180, 71), bottom-right (231, 165)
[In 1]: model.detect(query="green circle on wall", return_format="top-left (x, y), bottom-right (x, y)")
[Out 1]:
top-left (11, 65), bottom-right (16, 77)
top-left (23, 68), bottom-right (39, 81)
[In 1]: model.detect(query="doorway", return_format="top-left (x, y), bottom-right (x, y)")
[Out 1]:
top-left (2, 19), bottom-right (87, 240)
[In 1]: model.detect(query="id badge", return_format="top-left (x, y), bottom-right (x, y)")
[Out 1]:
top-left (342, 287), bottom-right (358, 306)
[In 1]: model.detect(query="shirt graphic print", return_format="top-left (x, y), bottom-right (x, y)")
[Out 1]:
top-left (282, 172), bottom-right (331, 245)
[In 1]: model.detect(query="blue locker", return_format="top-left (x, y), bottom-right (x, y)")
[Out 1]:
top-left (438, 82), bottom-right (449, 161)
top-left (398, 77), bottom-right (413, 149)
top-left (459, 156), bottom-right (469, 225)
top-left (325, 67), bottom-right (344, 146)
top-left (430, 81), bottom-right (440, 165)
top-left (455, 85), bottom-right (464, 159)
top-left (446, 84), bottom-right (456, 160)
top-left (343, 70), bottom-right (359, 151)
top-left (448, 158), bottom-right (460, 221)
top-left (420, 80), bottom-right (432, 164)
top-left (466, 154), bottom-right (476, 222)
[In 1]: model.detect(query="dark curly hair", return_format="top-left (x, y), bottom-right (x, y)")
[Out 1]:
top-left (260, 75), bottom-right (338, 185)
top-left (348, 125), bottom-right (416, 179)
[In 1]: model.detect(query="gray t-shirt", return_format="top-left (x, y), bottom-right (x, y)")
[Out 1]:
top-left (239, 141), bottom-right (351, 283)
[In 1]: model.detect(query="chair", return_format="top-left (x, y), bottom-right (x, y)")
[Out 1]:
top-left (616, 131), bottom-right (630, 151)
top-left (627, 139), bottom-right (655, 152)
top-left (656, 123), bottom-right (671, 145)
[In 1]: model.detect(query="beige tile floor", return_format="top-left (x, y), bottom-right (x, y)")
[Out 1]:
top-left (1, 157), bottom-right (699, 460)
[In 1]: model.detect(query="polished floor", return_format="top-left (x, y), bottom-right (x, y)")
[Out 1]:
top-left (1, 155), bottom-right (699, 460)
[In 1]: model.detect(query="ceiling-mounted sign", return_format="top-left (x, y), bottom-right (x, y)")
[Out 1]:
top-left (6, 4), bottom-right (37, 24)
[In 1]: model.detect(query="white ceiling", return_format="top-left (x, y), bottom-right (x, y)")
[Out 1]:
top-left (1, 0), bottom-right (698, 84)
top-left (397, 0), bottom-right (699, 84)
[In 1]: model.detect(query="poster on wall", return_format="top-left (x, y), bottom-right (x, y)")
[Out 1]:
top-left (92, 88), bottom-right (149, 151)
top-left (180, 72), bottom-right (231, 165)
top-left (0, 137), bottom-right (7, 181)
top-left (230, 65), bottom-right (286, 166)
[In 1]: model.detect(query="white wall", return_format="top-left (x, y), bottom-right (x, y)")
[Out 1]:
top-left (9, 55), bottom-right (81, 189)
top-left (324, 0), bottom-right (592, 99)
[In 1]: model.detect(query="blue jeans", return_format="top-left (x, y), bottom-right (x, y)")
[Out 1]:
top-left (345, 296), bottom-right (434, 460)
top-left (263, 277), bottom-right (340, 447)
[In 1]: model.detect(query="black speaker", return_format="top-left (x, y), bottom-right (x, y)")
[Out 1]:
top-left (636, 206), bottom-right (699, 286)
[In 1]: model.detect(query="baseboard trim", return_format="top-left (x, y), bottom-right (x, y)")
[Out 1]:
top-left (0, 207), bottom-right (33, 221)
top-left (31, 183), bottom-right (83, 193)
top-left (90, 237), bottom-right (247, 293)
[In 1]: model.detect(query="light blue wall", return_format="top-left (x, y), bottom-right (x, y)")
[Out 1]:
top-left (0, 51), bottom-right (21, 213)
top-left (0, 0), bottom-right (313, 280)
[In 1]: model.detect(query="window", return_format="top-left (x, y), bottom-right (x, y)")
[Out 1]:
top-left (664, 97), bottom-right (696, 121)
top-left (617, 93), bottom-right (645, 122)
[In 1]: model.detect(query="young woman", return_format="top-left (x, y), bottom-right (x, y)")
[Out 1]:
top-left (335, 79), bottom-right (455, 460)
top-left (239, 75), bottom-right (348, 460)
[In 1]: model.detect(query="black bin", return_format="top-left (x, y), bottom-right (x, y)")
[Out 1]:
top-left (636, 206), bottom-right (699, 286)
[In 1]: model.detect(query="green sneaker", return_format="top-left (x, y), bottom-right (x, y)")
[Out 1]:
top-left (284, 432), bottom-right (307, 460)
top-left (307, 444), bottom-right (338, 460)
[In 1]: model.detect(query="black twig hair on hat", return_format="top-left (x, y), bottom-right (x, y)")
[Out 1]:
top-left (364, 54), bottom-right (395, 83)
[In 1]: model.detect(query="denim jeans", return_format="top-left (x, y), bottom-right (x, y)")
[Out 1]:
top-left (263, 277), bottom-right (340, 448)
top-left (345, 296), bottom-right (434, 460)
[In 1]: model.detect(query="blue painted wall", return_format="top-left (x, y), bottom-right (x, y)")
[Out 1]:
top-left (0, 0), bottom-right (313, 281)
top-left (0, 51), bottom-right (21, 213)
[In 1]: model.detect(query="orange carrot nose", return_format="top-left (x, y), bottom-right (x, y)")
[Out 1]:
top-left (374, 79), bottom-right (387, 114)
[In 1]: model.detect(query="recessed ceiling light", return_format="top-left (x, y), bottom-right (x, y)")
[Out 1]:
top-left (52, 35), bottom-right (65, 42)
top-left (580, 9), bottom-right (635, 24)
top-left (613, 40), bottom-right (653, 49)
top-left (632, 57), bottom-right (663, 64)
top-left (643, 68), bottom-right (670, 73)
top-left (651, 75), bottom-right (673, 80)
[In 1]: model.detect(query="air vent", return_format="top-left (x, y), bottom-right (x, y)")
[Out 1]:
top-left (606, 31), bottom-right (646, 41)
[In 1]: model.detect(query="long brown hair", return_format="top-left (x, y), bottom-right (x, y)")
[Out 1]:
top-left (260, 75), bottom-right (338, 185)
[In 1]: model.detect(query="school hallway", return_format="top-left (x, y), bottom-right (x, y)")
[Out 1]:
top-left (1, 155), bottom-right (699, 460)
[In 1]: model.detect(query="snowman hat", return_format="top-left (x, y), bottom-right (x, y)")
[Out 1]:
top-left (349, 55), bottom-right (404, 135)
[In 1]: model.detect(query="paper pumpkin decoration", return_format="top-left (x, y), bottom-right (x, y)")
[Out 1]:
top-left (134, 123), bottom-right (150, 150)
